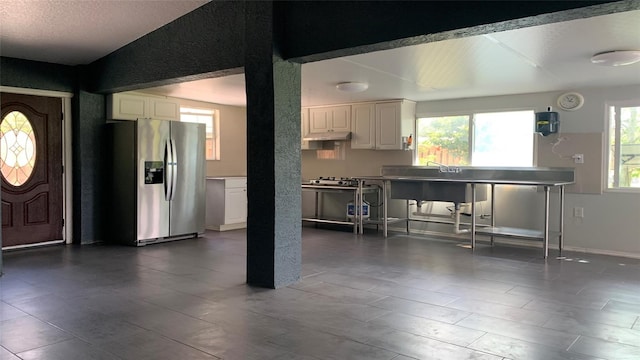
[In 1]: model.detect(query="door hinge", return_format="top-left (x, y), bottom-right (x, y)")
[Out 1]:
top-left (62, 219), bottom-right (65, 227)
top-left (61, 165), bottom-right (64, 174)
top-left (61, 112), bottom-right (64, 120)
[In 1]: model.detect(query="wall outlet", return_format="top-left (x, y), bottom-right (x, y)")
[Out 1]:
top-left (573, 207), bottom-right (584, 218)
top-left (573, 154), bottom-right (584, 164)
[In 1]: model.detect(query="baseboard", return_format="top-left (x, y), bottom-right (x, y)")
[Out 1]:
top-left (388, 226), bottom-right (640, 260)
top-left (2, 239), bottom-right (66, 251)
top-left (561, 246), bottom-right (640, 260)
top-left (207, 222), bottom-right (247, 231)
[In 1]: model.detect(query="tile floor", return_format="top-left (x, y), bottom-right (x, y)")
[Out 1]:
top-left (1, 227), bottom-right (639, 359)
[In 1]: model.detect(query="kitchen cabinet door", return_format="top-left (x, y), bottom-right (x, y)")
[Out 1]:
top-left (309, 107), bottom-right (331, 133)
top-left (309, 105), bottom-right (351, 133)
top-left (107, 93), bottom-right (179, 121)
top-left (375, 100), bottom-right (416, 150)
top-left (149, 98), bottom-right (180, 121)
top-left (224, 187), bottom-right (247, 224)
top-left (301, 108), bottom-right (320, 150)
top-left (107, 93), bottom-right (148, 120)
top-left (330, 105), bottom-right (351, 131)
top-left (351, 103), bottom-right (375, 149)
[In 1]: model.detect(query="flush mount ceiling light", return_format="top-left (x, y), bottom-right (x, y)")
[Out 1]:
top-left (336, 82), bottom-right (369, 93)
top-left (590, 50), bottom-right (640, 66)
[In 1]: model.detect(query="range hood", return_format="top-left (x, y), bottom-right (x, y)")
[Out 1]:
top-left (303, 131), bottom-right (352, 141)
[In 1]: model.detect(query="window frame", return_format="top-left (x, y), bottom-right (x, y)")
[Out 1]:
top-left (414, 112), bottom-right (472, 166)
top-left (414, 108), bottom-right (535, 167)
top-left (179, 106), bottom-right (220, 161)
top-left (604, 99), bottom-right (640, 193)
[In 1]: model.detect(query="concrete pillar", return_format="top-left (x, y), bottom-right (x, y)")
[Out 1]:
top-left (244, 1), bottom-right (302, 288)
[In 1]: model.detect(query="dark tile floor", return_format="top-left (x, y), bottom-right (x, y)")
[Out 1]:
top-left (1, 227), bottom-right (639, 360)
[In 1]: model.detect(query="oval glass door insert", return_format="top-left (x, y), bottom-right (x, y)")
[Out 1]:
top-left (1, 111), bottom-right (37, 186)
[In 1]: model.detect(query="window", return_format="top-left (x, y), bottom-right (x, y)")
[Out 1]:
top-left (607, 102), bottom-right (640, 189)
top-left (0, 111), bottom-right (37, 186)
top-left (416, 115), bottom-right (470, 166)
top-left (180, 107), bottom-right (219, 160)
top-left (416, 110), bottom-right (534, 167)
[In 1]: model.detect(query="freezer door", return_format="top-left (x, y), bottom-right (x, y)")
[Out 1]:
top-left (169, 121), bottom-right (206, 236)
top-left (137, 118), bottom-right (170, 240)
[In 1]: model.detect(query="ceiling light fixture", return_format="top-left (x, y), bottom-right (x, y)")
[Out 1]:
top-left (336, 82), bottom-right (369, 93)
top-left (590, 50), bottom-right (640, 66)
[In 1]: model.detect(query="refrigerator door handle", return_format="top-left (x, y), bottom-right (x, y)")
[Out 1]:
top-left (164, 139), bottom-right (173, 201)
top-left (170, 138), bottom-right (178, 201)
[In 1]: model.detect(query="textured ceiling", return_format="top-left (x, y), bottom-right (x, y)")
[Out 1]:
top-left (0, 0), bottom-right (208, 65)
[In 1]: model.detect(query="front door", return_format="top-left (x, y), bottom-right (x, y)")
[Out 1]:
top-left (1, 93), bottom-right (63, 247)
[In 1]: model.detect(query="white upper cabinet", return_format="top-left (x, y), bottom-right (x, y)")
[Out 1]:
top-left (107, 92), bottom-right (179, 121)
top-left (149, 98), bottom-right (180, 121)
top-left (375, 100), bottom-right (416, 150)
top-left (303, 100), bottom-right (414, 150)
top-left (309, 105), bottom-right (351, 133)
top-left (351, 103), bottom-right (376, 149)
top-left (301, 108), bottom-right (320, 150)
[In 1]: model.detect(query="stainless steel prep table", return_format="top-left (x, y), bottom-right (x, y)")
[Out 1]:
top-left (360, 167), bottom-right (575, 258)
top-left (302, 183), bottom-right (380, 234)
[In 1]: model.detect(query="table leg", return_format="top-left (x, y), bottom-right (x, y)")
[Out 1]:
top-left (314, 192), bottom-right (319, 228)
top-left (490, 183), bottom-right (496, 247)
top-left (543, 186), bottom-right (550, 259)
top-left (353, 189), bottom-right (358, 234)
top-left (559, 185), bottom-right (565, 255)
top-left (406, 200), bottom-right (410, 234)
top-left (471, 183), bottom-right (476, 250)
top-left (383, 180), bottom-right (388, 238)
top-left (359, 181), bottom-right (364, 234)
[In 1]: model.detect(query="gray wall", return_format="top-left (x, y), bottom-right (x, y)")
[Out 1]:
top-left (72, 90), bottom-right (106, 244)
top-left (0, 57), bottom-right (75, 92)
top-left (281, 1), bottom-right (621, 62)
top-left (88, 1), bottom-right (246, 93)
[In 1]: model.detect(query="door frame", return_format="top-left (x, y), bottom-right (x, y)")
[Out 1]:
top-left (0, 86), bottom-right (73, 245)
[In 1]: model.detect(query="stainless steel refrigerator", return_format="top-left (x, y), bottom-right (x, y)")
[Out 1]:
top-left (107, 118), bottom-right (205, 246)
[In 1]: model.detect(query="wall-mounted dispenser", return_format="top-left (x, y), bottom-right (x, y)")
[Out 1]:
top-left (535, 107), bottom-right (559, 136)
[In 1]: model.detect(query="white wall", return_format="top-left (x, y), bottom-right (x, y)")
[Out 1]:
top-left (176, 98), bottom-right (247, 178)
top-left (413, 84), bottom-right (640, 258)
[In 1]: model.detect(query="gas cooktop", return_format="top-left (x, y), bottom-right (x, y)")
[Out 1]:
top-left (308, 177), bottom-right (363, 186)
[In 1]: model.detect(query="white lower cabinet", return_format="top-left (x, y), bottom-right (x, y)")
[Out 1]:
top-left (206, 177), bottom-right (247, 231)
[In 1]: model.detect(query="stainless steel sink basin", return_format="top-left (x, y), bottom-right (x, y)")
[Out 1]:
top-left (390, 181), bottom-right (487, 203)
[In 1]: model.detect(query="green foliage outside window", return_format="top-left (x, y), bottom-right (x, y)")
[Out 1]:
top-left (619, 106), bottom-right (640, 187)
top-left (416, 116), bottom-right (469, 165)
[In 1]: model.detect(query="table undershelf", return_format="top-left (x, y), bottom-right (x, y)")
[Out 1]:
top-left (475, 226), bottom-right (561, 240)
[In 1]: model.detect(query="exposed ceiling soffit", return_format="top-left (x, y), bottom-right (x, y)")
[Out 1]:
top-left (289, 0), bottom-right (639, 64)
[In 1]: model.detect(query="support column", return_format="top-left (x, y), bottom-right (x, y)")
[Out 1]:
top-left (71, 87), bottom-right (106, 244)
top-left (244, 1), bottom-right (301, 288)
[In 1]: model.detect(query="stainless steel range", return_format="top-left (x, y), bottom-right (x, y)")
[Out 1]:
top-left (308, 176), bottom-right (362, 187)
top-left (302, 176), bottom-right (378, 234)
